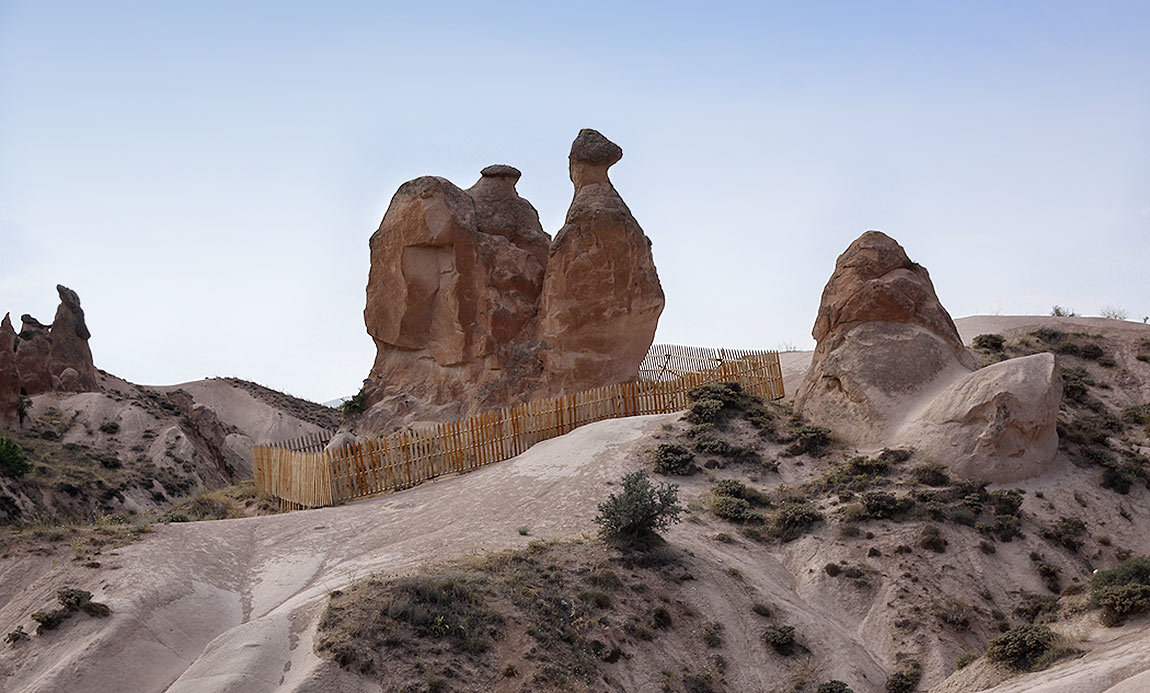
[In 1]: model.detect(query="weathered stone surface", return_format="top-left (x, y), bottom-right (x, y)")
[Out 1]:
top-left (794, 231), bottom-right (976, 446)
top-left (537, 129), bottom-right (665, 393)
top-left (0, 314), bottom-right (18, 428)
top-left (794, 231), bottom-right (1061, 481)
top-left (359, 131), bottom-right (664, 430)
top-left (362, 166), bottom-right (553, 425)
top-left (16, 315), bottom-right (54, 395)
top-left (896, 353), bottom-right (1062, 482)
top-left (48, 285), bottom-right (98, 392)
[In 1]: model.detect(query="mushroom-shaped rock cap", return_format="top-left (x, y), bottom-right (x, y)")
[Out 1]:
top-left (479, 164), bottom-right (522, 180)
top-left (570, 129), bottom-right (622, 167)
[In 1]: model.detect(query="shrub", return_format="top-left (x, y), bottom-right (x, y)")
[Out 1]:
top-left (818, 681), bottom-right (853, 693)
top-left (936, 599), bottom-right (969, 629)
top-left (5, 626), bottom-right (29, 645)
top-left (884, 660), bottom-right (921, 693)
top-left (1050, 306), bottom-right (1077, 317)
top-left (1015, 593), bottom-right (1059, 623)
top-left (99, 421), bottom-right (120, 434)
top-left (919, 525), bottom-right (948, 553)
top-left (0, 435), bottom-right (32, 478)
top-left (772, 501), bottom-right (822, 541)
top-left (685, 399), bottom-right (725, 425)
top-left (595, 471), bottom-right (683, 546)
top-left (912, 461), bottom-right (949, 486)
top-left (1043, 517), bottom-right (1087, 552)
top-left (340, 388), bottom-right (367, 417)
top-left (988, 489), bottom-right (1023, 516)
top-left (955, 652), bottom-right (978, 669)
top-left (824, 563), bottom-right (843, 577)
top-left (712, 479), bottom-right (769, 505)
top-left (1034, 559), bottom-right (1062, 593)
top-left (861, 491), bottom-right (914, 519)
top-left (702, 621), bottom-right (723, 647)
top-left (985, 624), bottom-right (1058, 671)
top-left (785, 425), bottom-right (831, 457)
top-left (1090, 555), bottom-right (1150, 625)
top-left (708, 494), bottom-right (757, 523)
top-left (973, 333), bottom-right (1006, 351)
top-left (30, 587), bottom-right (110, 634)
top-left (653, 444), bottom-right (695, 475)
top-left (1094, 585), bottom-right (1150, 626)
top-left (761, 624), bottom-right (796, 655)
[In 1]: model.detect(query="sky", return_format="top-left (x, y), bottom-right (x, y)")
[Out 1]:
top-left (1, 1), bottom-right (1147, 403)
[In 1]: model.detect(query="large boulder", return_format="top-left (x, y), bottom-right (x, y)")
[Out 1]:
top-left (795, 231), bottom-right (1060, 481)
top-left (47, 285), bottom-right (99, 391)
top-left (537, 129), bottom-right (665, 392)
top-left (897, 353), bottom-right (1062, 483)
top-left (794, 231), bottom-right (976, 446)
top-left (0, 314), bottom-right (18, 428)
top-left (15, 315), bottom-right (54, 395)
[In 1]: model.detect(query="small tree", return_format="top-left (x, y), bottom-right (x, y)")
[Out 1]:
top-left (0, 435), bottom-right (31, 478)
top-left (595, 470), bottom-right (682, 546)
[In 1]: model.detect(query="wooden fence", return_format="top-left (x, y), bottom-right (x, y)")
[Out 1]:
top-left (253, 345), bottom-right (784, 509)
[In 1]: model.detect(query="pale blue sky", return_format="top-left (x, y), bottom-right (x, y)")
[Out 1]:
top-left (2, 1), bottom-right (1147, 402)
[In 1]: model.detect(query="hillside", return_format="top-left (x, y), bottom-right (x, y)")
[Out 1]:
top-left (0, 316), bottom-right (1145, 692)
top-left (0, 370), bottom-right (333, 525)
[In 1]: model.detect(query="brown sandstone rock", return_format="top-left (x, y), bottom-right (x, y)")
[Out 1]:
top-left (897, 353), bottom-right (1062, 482)
top-left (537, 129), bottom-right (665, 392)
top-left (794, 231), bottom-right (977, 446)
top-left (358, 131), bottom-right (665, 430)
top-left (15, 315), bottom-right (54, 395)
top-left (48, 285), bottom-right (99, 392)
top-left (795, 231), bottom-right (1061, 481)
top-left (0, 314), bottom-right (18, 428)
top-left (362, 166), bottom-right (551, 423)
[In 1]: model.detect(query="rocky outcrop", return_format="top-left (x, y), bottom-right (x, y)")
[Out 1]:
top-left (2, 286), bottom-right (101, 408)
top-left (794, 231), bottom-right (976, 446)
top-left (48, 285), bottom-right (98, 392)
top-left (15, 316), bottom-right (54, 395)
top-left (360, 130), bottom-right (663, 429)
top-left (795, 231), bottom-right (1061, 480)
top-left (0, 314), bottom-right (18, 428)
top-left (897, 353), bottom-right (1062, 483)
top-left (537, 129), bottom-right (665, 392)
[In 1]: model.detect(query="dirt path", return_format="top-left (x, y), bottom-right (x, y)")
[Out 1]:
top-left (0, 414), bottom-right (674, 692)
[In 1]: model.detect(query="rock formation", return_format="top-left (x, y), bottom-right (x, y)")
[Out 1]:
top-left (359, 130), bottom-right (663, 429)
top-left (794, 231), bottom-right (977, 446)
top-left (1, 286), bottom-right (101, 425)
top-left (795, 231), bottom-right (1061, 482)
top-left (0, 314), bottom-right (18, 428)
top-left (538, 129), bottom-right (665, 392)
top-left (48, 285), bottom-right (99, 391)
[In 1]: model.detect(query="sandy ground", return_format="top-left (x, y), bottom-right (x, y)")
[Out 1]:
top-left (0, 414), bottom-right (675, 692)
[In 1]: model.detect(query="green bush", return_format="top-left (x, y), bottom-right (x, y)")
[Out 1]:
top-left (912, 461), bottom-right (949, 486)
top-left (652, 443), bottom-right (695, 475)
top-left (708, 494), bottom-right (758, 523)
top-left (761, 624), bottom-right (796, 655)
top-left (884, 660), bottom-right (921, 693)
top-left (1043, 516), bottom-right (1087, 552)
top-left (712, 479), bottom-right (769, 506)
top-left (785, 425), bottom-right (831, 457)
top-left (818, 681), bottom-right (853, 693)
top-left (772, 501), bottom-right (823, 541)
top-left (595, 471), bottom-right (683, 546)
top-left (684, 398), bottom-right (725, 425)
top-left (0, 435), bottom-right (32, 478)
top-left (1090, 555), bottom-right (1150, 625)
top-left (919, 525), bottom-right (948, 553)
top-left (973, 333), bottom-right (1006, 351)
top-left (861, 491), bottom-right (914, 519)
top-left (340, 388), bottom-right (367, 417)
top-left (985, 624), bottom-right (1058, 671)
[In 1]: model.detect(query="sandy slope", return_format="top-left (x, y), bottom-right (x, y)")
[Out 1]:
top-left (0, 414), bottom-right (673, 692)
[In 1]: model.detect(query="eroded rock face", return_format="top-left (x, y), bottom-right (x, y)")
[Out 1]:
top-left (363, 166), bottom-right (552, 423)
top-left (16, 316), bottom-right (54, 395)
top-left (538, 129), bottom-right (665, 392)
top-left (360, 130), bottom-right (664, 429)
top-left (794, 231), bottom-right (976, 446)
top-left (795, 231), bottom-right (1060, 480)
top-left (0, 314), bottom-right (18, 428)
top-left (897, 353), bottom-right (1062, 483)
top-left (4, 286), bottom-right (101, 403)
top-left (48, 285), bottom-right (98, 392)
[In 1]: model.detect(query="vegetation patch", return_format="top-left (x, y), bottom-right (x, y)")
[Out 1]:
top-left (652, 443), bottom-right (696, 476)
top-left (595, 471), bottom-right (683, 547)
top-left (1090, 555), bottom-right (1150, 626)
top-left (30, 587), bottom-right (110, 634)
top-left (984, 624), bottom-right (1072, 672)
